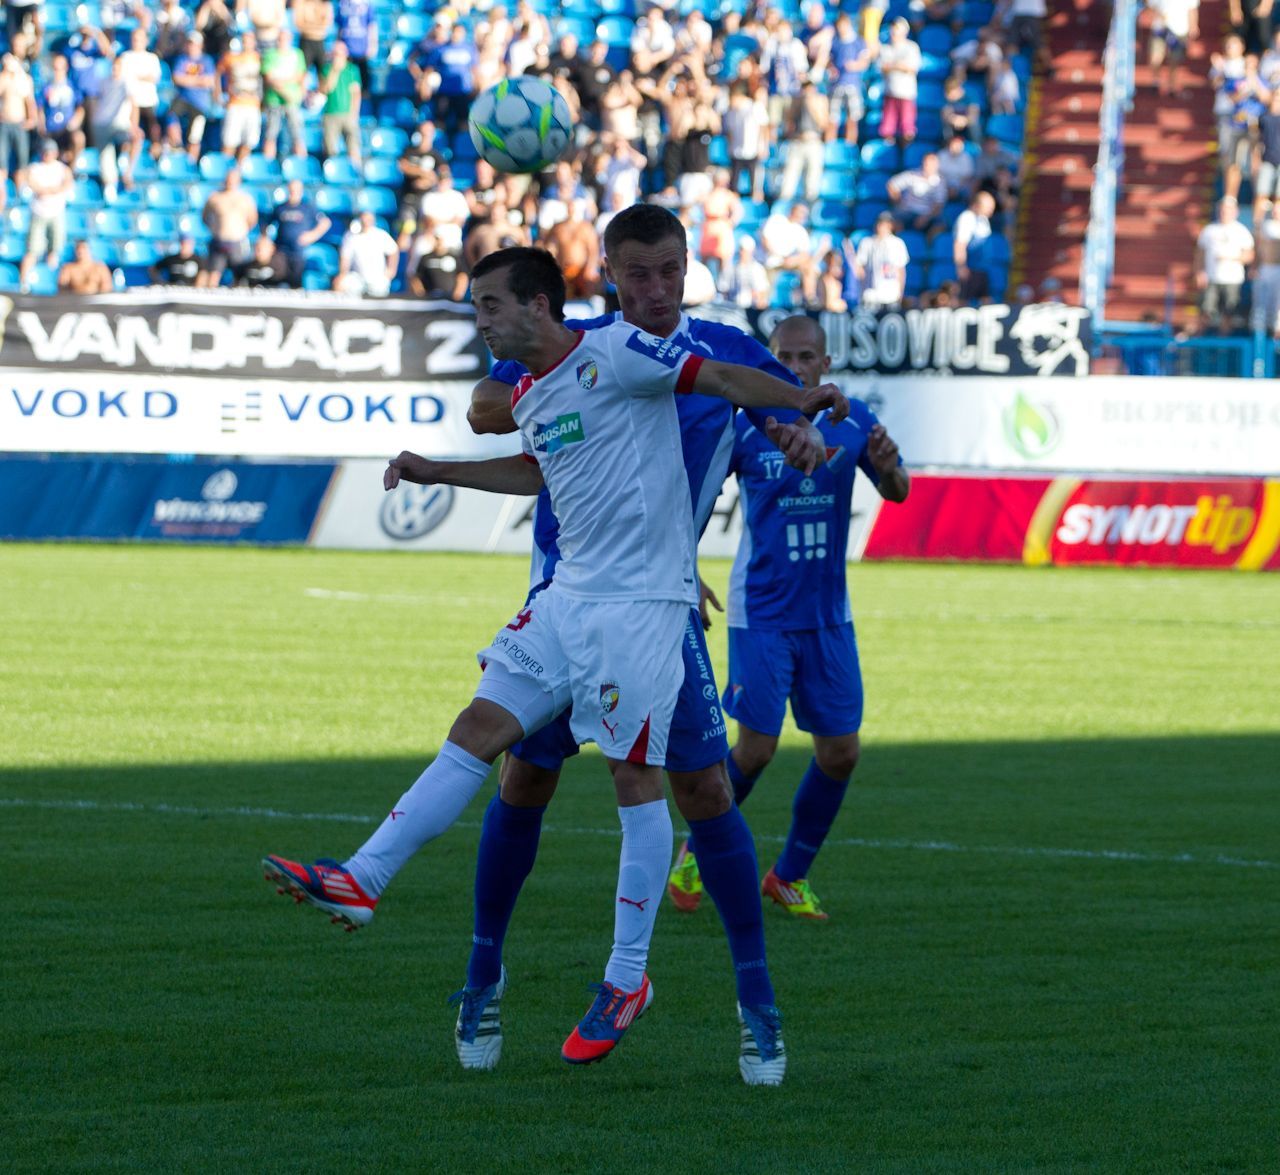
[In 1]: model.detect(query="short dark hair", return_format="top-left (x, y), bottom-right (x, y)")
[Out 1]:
top-left (603, 202), bottom-right (686, 260)
top-left (470, 246), bottom-right (566, 321)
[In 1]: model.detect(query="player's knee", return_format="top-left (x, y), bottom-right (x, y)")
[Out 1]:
top-left (816, 735), bottom-right (860, 781)
top-left (499, 754), bottom-right (561, 807)
top-left (668, 764), bottom-right (732, 819)
top-left (734, 739), bottom-right (777, 779)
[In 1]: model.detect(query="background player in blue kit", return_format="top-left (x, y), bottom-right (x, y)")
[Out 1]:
top-left (708, 315), bottom-right (910, 921)
top-left (461, 206), bottom-right (840, 1086)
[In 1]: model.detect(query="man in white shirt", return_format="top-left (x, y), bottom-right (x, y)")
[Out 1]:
top-left (336, 209), bottom-right (399, 296)
top-left (1195, 195), bottom-right (1254, 332)
top-left (854, 211), bottom-right (909, 308)
top-left (887, 150), bottom-right (947, 236)
top-left (1147, 0), bottom-right (1198, 96)
top-left (20, 139), bottom-right (74, 291)
top-left (761, 200), bottom-right (819, 304)
top-left (418, 163), bottom-right (471, 253)
top-left (119, 26), bottom-right (163, 152)
top-left (953, 190), bottom-right (996, 301)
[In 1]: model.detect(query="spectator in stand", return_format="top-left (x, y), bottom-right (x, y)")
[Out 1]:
top-left (1261, 26), bottom-right (1280, 86)
top-left (975, 132), bottom-right (1023, 218)
top-left (218, 30), bottom-right (262, 163)
top-left (1255, 88), bottom-right (1280, 218)
top-left (718, 235), bottom-right (772, 309)
top-left (760, 19), bottom-right (809, 128)
top-left (878, 18), bottom-right (922, 144)
top-left (19, 139), bottom-right (73, 292)
top-left (428, 21), bottom-right (481, 139)
top-left (630, 5), bottom-right (677, 77)
top-left (58, 237), bottom-right (112, 292)
top-left (194, 0), bottom-right (234, 65)
top-left (64, 16), bottom-right (111, 144)
top-left (667, 70), bottom-right (720, 206)
top-left (988, 58), bottom-right (1020, 115)
top-left (717, 10), bottom-right (764, 81)
top-left (953, 189), bottom-right (997, 301)
top-left (761, 200), bottom-right (820, 306)
top-left (261, 27), bottom-right (307, 160)
top-left (336, 0), bottom-right (377, 92)
top-left (1195, 196), bottom-right (1254, 333)
top-left (154, 0), bottom-right (192, 61)
top-left (828, 12), bottom-right (871, 145)
top-left (269, 177), bottom-right (331, 287)
top-left (1230, 0), bottom-right (1272, 56)
top-left (473, 24), bottom-right (508, 93)
top-left (167, 31), bottom-right (218, 161)
top-left (38, 55), bottom-right (85, 165)
top-left (595, 131), bottom-right (647, 212)
top-left (952, 25), bottom-right (1004, 85)
top-left (941, 75), bottom-right (982, 143)
top-left (395, 116), bottom-right (443, 241)
top-left (573, 40), bottom-right (616, 131)
top-left (150, 234), bottom-right (203, 284)
top-left (888, 150), bottom-right (947, 238)
top-left (817, 246), bottom-right (849, 312)
top-left (537, 159), bottom-right (596, 233)
top-left (408, 215), bottom-right (464, 298)
top-left (247, 0), bottom-right (287, 50)
top-left (0, 53), bottom-right (37, 210)
top-left (676, 10), bottom-right (716, 64)
top-left (1250, 197), bottom-right (1280, 337)
top-left (418, 161), bottom-right (470, 254)
top-left (319, 40), bottom-right (361, 165)
top-left (119, 26), bottom-right (162, 156)
top-left (938, 132), bottom-right (977, 199)
top-left (5, 0), bottom-right (40, 50)
top-left (293, 0), bottom-right (334, 81)
top-left (724, 79), bottom-right (770, 203)
top-left (335, 208), bottom-right (398, 296)
top-left (1226, 52), bottom-right (1270, 202)
top-left (855, 212), bottom-right (910, 308)
top-left (505, 17), bottom-right (542, 77)
top-left (93, 55), bottom-right (136, 203)
top-left (1211, 35), bottom-right (1247, 155)
top-left (861, 0), bottom-right (888, 52)
top-left (699, 167), bottom-right (744, 279)
top-left (1004, 0), bottom-right (1048, 60)
top-left (460, 196), bottom-right (527, 280)
top-left (779, 78), bottom-right (834, 205)
top-left (542, 214), bottom-right (601, 299)
top-left (233, 233), bottom-right (289, 287)
top-left (198, 167), bottom-right (258, 287)
top-left (1147, 0), bottom-right (1199, 98)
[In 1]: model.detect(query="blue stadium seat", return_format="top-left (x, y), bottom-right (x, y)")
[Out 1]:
top-left (823, 140), bottom-right (859, 169)
top-left (597, 15), bottom-right (633, 44)
top-left (6, 205), bottom-right (30, 234)
top-left (962, 0), bottom-right (994, 25)
top-left (121, 239), bottom-right (163, 265)
top-left (987, 112), bottom-right (1025, 146)
top-left (302, 270), bottom-right (332, 290)
top-left (304, 243), bottom-right (340, 276)
top-left (158, 154), bottom-right (199, 181)
top-left (355, 186), bottom-right (398, 216)
top-left (988, 264), bottom-right (1009, 299)
top-left (0, 260), bottom-right (20, 290)
top-left (450, 130), bottom-right (479, 160)
top-left (819, 170), bottom-right (854, 200)
top-left (111, 187), bottom-right (147, 210)
top-left (854, 201), bottom-right (888, 230)
top-left (27, 263), bottom-right (59, 296)
top-left (177, 212), bottom-right (213, 244)
top-left (396, 11), bottom-right (429, 40)
top-left (64, 208), bottom-right (91, 239)
top-left (918, 24), bottom-right (954, 54)
top-left (982, 234), bottom-right (1012, 265)
top-left (135, 210), bottom-right (180, 239)
top-left (598, 0), bottom-right (635, 13)
top-left (855, 172), bottom-right (891, 201)
top-left (903, 141), bottom-right (936, 168)
top-left (556, 16), bottom-right (596, 43)
top-left (860, 140), bottom-right (900, 172)
top-left (928, 259), bottom-right (958, 284)
top-left (904, 264), bottom-right (924, 296)
top-left (450, 160), bottom-right (477, 187)
top-left (282, 155), bottom-right (323, 183)
top-left (92, 208), bottom-right (133, 237)
top-left (916, 109), bottom-right (943, 142)
top-left (380, 67), bottom-right (416, 98)
top-left (708, 135), bottom-right (730, 168)
top-left (813, 200), bottom-right (856, 230)
top-left (73, 147), bottom-right (100, 176)
top-left (917, 79), bottom-right (946, 111)
top-left (929, 231), bottom-right (954, 261)
top-left (770, 270), bottom-right (802, 308)
top-left (899, 229), bottom-right (927, 259)
top-left (145, 182), bottom-right (187, 210)
top-left (89, 239), bottom-right (121, 266)
top-left (247, 183), bottom-right (283, 214)
top-left (367, 125), bottom-right (409, 157)
top-left (72, 177), bottom-right (104, 207)
top-left (130, 153), bottom-right (158, 182)
top-left (118, 264), bottom-right (154, 287)
top-left (377, 97), bottom-right (420, 127)
top-left (241, 155), bottom-right (283, 183)
top-left (322, 157), bottom-right (362, 186)
top-left (316, 187), bottom-right (356, 216)
top-left (919, 52), bottom-right (950, 80)
top-left (199, 153), bottom-right (235, 182)
top-left (363, 156), bottom-right (402, 186)
top-left (0, 234), bottom-right (25, 263)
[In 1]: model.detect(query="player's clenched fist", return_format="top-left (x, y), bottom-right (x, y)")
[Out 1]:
top-left (798, 381), bottom-right (850, 424)
top-left (384, 451), bottom-right (435, 490)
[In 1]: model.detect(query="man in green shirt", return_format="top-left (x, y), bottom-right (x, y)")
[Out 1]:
top-left (320, 40), bottom-right (362, 166)
top-left (262, 26), bottom-right (307, 159)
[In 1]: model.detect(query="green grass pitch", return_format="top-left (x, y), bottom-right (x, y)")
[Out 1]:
top-left (4, 544), bottom-right (1278, 1172)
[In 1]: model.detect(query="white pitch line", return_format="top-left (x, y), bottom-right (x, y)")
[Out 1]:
top-left (2, 796), bottom-right (1276, 871)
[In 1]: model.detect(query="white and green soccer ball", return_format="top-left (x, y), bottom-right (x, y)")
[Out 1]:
top-left (468, 76), bottom-right (573, 174)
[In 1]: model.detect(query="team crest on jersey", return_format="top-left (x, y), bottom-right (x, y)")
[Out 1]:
top-left (576, 359), bottom-right (599, 389)
top-left (624, 329), bottom-right (686, 369)
top-left (531, 412), bottom-right (585, 453)
top-left (799, 477), bottom-right (817, 495)
top-left (824, 445), bottom-right (846, 468)
top-left (600, 683), bottom-right (620, 713)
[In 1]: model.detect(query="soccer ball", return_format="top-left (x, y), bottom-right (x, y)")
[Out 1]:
top-left (468, 77), bottom-right (573, 174)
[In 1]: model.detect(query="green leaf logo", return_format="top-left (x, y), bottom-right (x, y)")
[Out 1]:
top-left (1003, 392), bottom-right (1060, 459)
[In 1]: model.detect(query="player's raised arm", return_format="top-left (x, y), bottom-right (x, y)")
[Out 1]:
top-left (384, 451), bottom-right (544, 495)
top-left (689, 358), bottom-right (850, 424)
top-left (467, 376), bottom-right (520, 435)
top-left (866, 424), bottom-right (911, 503)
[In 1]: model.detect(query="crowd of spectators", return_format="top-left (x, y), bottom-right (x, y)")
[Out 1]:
top-left (0, 0), bottom-right (1040, 307)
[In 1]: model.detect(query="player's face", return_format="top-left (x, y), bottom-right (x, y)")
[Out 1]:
top-left (604, 235), bottom-right (687, 337)
top-left (472, 271), bottom-right (538, 360)
top-left (770, 321), bottom-right (830, 388)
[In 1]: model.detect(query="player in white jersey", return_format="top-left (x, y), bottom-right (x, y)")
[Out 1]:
top-left (262, 247), bottom-right (845, 1068)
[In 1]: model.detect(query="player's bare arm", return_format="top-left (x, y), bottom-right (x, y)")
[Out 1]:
top-left (467, 377), bottom-right (519, 435)
top-left (698, 577), bottom-right (723, 631)
top-left (691, 359), bottom-right (850, 424)
top-left (764, 417), bottom-right (829, 475)
top-left (384, 450), bottom-right (544, 494)
top-left (867, 424), bottom-right (911, 502)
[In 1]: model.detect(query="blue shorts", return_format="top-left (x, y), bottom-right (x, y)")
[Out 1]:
top-left (722, 623), bottom-right (863, 739)
top-left (511, 607), bottom-right (729, 773)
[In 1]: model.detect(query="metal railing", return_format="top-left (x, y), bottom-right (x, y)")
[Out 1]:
top-left (1080, 0), bottom-right (1139, 329)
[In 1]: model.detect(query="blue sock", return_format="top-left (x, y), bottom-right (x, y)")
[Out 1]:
top-left (775, 758), bottom-right (850, 883)
top-left (688, 805), bottom-right (775, 1007)
top-left (466, 795), bottom-right (545, 989)
top-left (726, 752), bottom-right (762, 806)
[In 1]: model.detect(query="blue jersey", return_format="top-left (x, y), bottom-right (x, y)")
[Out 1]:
top-left (490, 311), bottom-right (801, 587)
top-left (726, 399), bottom-right (886, 631)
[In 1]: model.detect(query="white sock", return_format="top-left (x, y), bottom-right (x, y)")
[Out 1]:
top-left (604, 798), bottom-right (673, 991)
top-left (344, 741), bottom-right (492, 897)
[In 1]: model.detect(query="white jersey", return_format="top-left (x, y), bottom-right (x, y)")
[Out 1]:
top-left (511, 319), bottom-right (703, 605)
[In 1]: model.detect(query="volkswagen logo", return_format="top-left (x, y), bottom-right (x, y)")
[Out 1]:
top-left (380, 483), bottom-right (454, 540)
top-left (202, 469), bottom-right (238, 501)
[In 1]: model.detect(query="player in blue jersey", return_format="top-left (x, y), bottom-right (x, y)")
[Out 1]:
top-left (458, 204), bottom-right (839, 1086)
top-left (707, 314), bottom-right (910, 920)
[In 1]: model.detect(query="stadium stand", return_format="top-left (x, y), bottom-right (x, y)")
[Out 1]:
top-left (0, 0), bottom-right (1043, 309)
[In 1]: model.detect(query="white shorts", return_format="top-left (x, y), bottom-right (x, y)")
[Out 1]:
top-left (476, 584), bottom-right (688, 766)
top-left (222, 104), bottom-right (262, 151)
